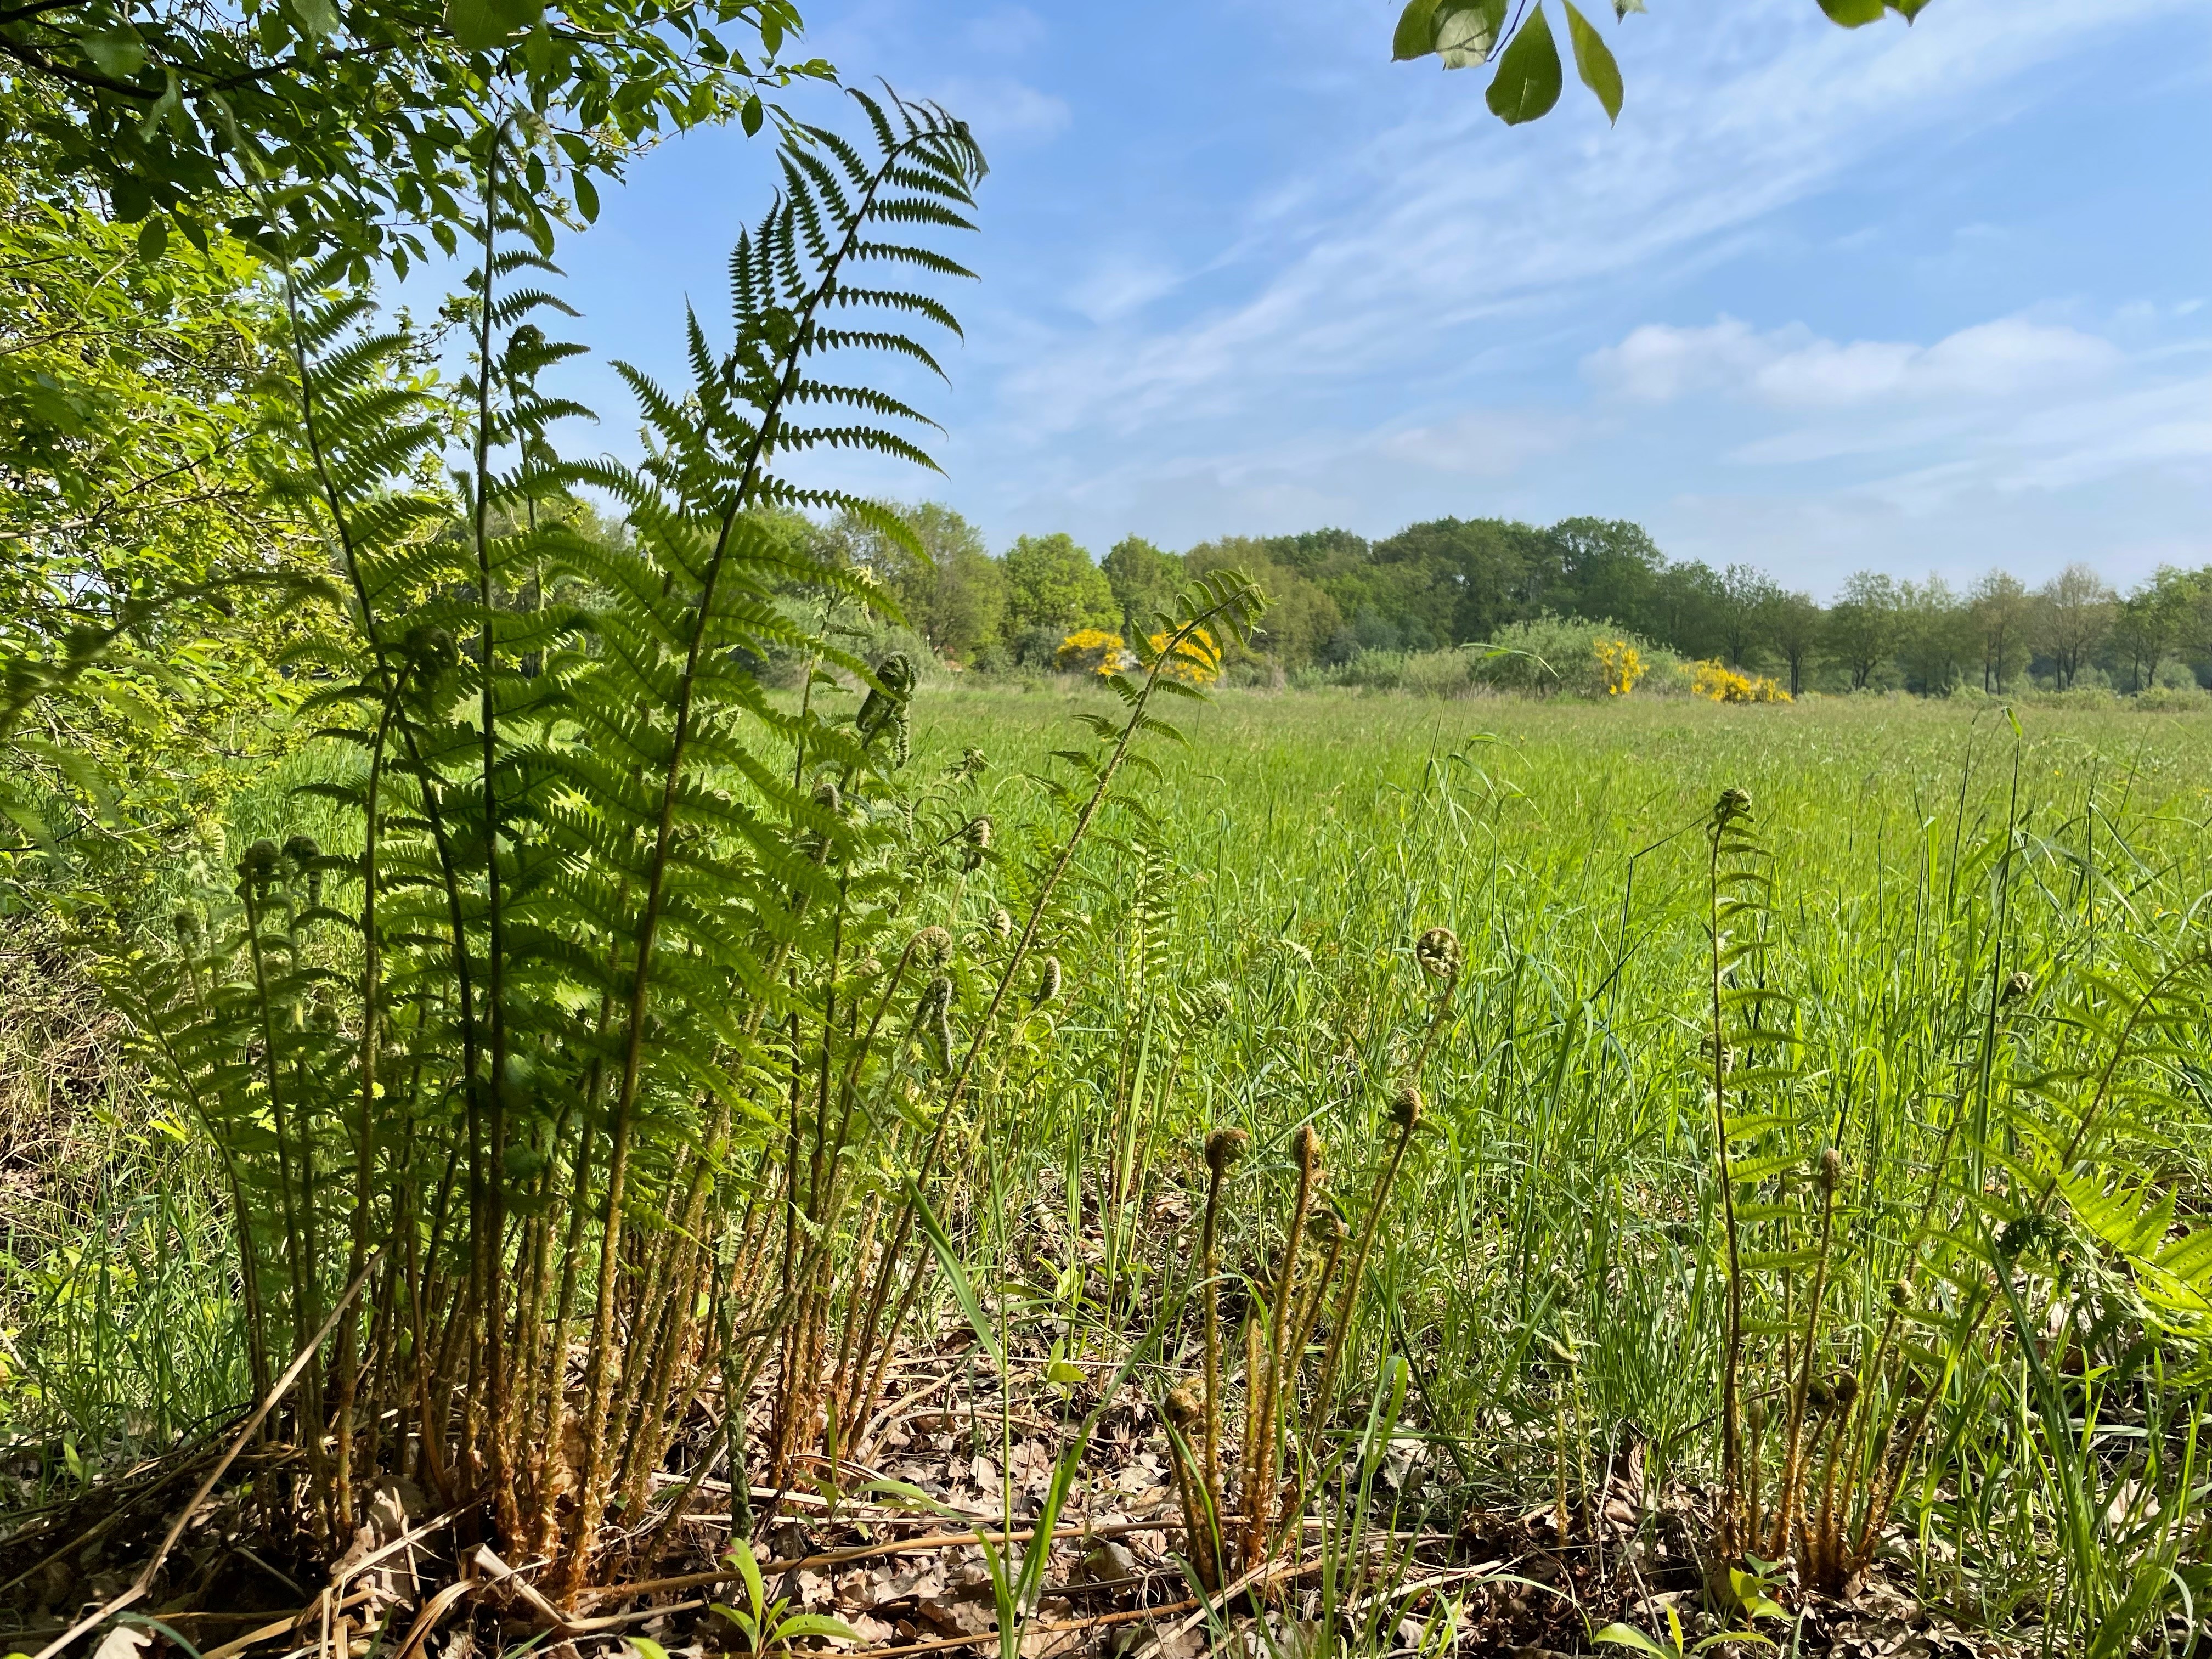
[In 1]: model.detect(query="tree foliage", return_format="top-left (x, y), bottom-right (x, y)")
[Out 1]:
top-left (1392, 0), bottom-right (1935, 127)
top-left (1003, 531), bottom-right (1116, 639)
top-left (0, 0), bottom-right (829, 271)
top-left (0, 134), bottom-right (325, 909)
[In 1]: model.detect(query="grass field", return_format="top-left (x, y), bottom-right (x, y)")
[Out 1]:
top-left (888, 687), bottom-right (2212, 1646)
top-left (8, 687), bottom-right (2209, 1651)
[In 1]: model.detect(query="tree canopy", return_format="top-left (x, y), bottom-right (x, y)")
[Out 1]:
top-left (0, 0), bottom-right (827, 272)
top-left (822, 500), bottom-right (2193, 702)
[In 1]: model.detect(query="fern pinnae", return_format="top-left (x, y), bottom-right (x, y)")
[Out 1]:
top-left (559, 92), bottom-right (986, 1590)
top-left (274, 256), bottom-right (492, 1189)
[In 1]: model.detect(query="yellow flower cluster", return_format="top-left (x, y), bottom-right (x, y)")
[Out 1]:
top-left (1595, 638), bottom-right (1645, 697)
top-left (1692, 660), bottom-right (1792, 703)
top-left (1147, 625), bottom-right (1222, 686)
top-left (1055, 628), bottom-right (1126, 676)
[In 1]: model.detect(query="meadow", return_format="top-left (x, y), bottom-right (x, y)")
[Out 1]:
top-left (9, 685), bottom-right (2208, 1655)
top-left (3, 2), bottom-right (2199, 1652)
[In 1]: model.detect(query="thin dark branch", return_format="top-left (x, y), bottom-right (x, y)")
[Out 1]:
top-left (0, 34), bottom-right (156, 98)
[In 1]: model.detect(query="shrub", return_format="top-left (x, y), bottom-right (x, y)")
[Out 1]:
top-left (1056, 627), bottom-right (1126, 676)
top-left (1400, 648), bottom-right (1477, 697)
top-left (2134, 684), bottom-right (2212, 713)
top-left (1147, 625), bottom-right (1222, 685)
top-left (1691, 660), bottom-right (1792, 704)
top-left (1010, 623), bottom-right (1064, 668)
top-left (1473, 614), bottom-right (1667, 699)
top-left (1596, 637), bottom-right (1646, 697)
top-left (1324, 649), bottom-right (1411, 691)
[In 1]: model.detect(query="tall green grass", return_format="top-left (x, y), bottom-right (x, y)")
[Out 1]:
top-left (907, 687), bottom-right (2211, 1650)
top-left (10, 688), bottom-right (2207, 1649)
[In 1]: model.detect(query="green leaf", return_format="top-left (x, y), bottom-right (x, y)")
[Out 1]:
top-left (1435, 0), bottom-right (1508, 68)
top-left (707, 1607), bottom-right (758, 1643)
top-left (1889, 0), bottom-right (1933, 16)
top-left (1044, 1356), bottom-right (1084, 1386)
top-left (1593, 1626), bottom-right (1668, 1657)
top-left (741, 93), bottom-right (765, 135)
top-left (628, 1640), bottom-right (671, 1659)
top-left (1613, 0), bottom-right (1645, 14)
top-left (2062, 1171), bottom-right (2175, 1261)
top-left (1728, 1567), bottom-right (1787, 1620)
top-left (775, 1616), bottom-right (860, 1642)
top-left (1485, 4), bottom-right (1562, 125)
top-left (2157, 1226), bottom-right (2212, 1282)
top-left (1817, 0), bottom-right (1887, 24)
top-left (913, 1179), bottom-right (1005, 1370)
top-left (1564, 1), bottom-right (1622, 123)
top-left (139, 71), bottom-right (184, 142)
top-left (723, 1536), bottom-right (767, 1624)
top-left (1391, 0), bottom-right (1441, 59)
top-left (444, 0), bottom-right (543, 52)
top-left (136, 216), bottom-right (170, 262)
top-left (81, 27), bottom-right (146, 78)
top-left (286, 0), bottom-right (341, 40)
top-left (573, 173), bottom-right (600, 223)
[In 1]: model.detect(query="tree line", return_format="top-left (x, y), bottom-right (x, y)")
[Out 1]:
top-left (828, 507), bottom-right (2179, 696)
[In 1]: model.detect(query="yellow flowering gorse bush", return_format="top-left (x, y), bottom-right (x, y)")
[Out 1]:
top-left (1595, 638), bottom-right (1646, 697)
top-left (1056, 628), bottom-right (1126, 676)
top-left (1692, 660), bottom-right (1792, 703)
top-left (1147, 625), bottom-right (1222, 686)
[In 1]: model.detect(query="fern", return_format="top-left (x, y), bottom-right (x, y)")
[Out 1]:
top-left (103, 91), bottom-right (996, 1589)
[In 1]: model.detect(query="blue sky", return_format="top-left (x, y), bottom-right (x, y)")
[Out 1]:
top-left (539, 0), bottom-right (2211, 598)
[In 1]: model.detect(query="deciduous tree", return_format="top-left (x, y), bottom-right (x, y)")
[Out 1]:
top-left (2032, 562), bottom-right (2116, 690)
top-left (1825, 571), bottom-right (1900, 691)
top-left (2108, 567), bottom-right (2196, 692)
top-left (1969, 569), bottom-right (2032, 693)
top-left (1003, 531), bottom-right (1116, 637)
top-left (1102, 534), bottom-right (1184, 635)
top-left (1717, 563), bottom-right (1782, 670)
top-left (840, 501), bottom-right (1007, 664)
top-left (1766, 590), bottom-right (1822, 698)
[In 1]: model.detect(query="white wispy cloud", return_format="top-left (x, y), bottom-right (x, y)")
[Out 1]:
top-left (1068, 256), bottom-right (1182, 324)
top-left (923, 76), bottom-right (1070, 144)
top-left (1568, 307), bottom-right (2211, 511)
top-left (1378, 409), bottom-right (1584, 476)
top-left (1584, 315), bottom-right (2122, 408)
top-left (984, 0), bottom-right (2196, 444)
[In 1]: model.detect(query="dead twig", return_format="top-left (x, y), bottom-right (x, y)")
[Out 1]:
top-left (197, 1589), bottom-right (374, 1659)
top-left (839, 1597), bottom-right (1205, 1659)
top-left (388, 1577), bottom-right (473, 1659)
top-left (580, 1516), bottom-right (1181, 1606)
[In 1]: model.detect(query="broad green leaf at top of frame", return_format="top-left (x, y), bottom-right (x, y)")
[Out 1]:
top-left (286, 0), bottom-right (342, 40)
top-left (1564, 1), bottom-right (1623, 123)
top-left (1392, 0), bottom-right (1441, 61)
top-left (1818, 0), bottom-right (1887, 24)
top-left (444, 0), bottom-right (544, 53)
top-left (1485, 2), bottom-right (1562, 124)
top-left (1394, 0), bottom-right (1513, 67)
top-left (80, 26), bottom-right (146, 78)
